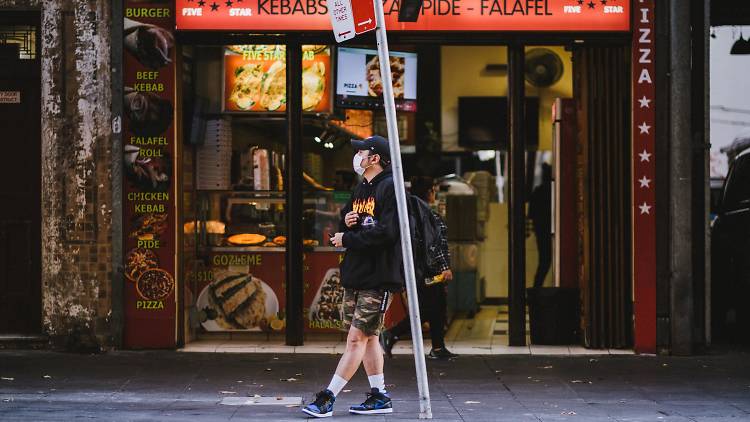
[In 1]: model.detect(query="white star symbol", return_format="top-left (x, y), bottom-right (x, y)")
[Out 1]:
top-left (638, 122), bottom-right (651, 135)
top-left (638, 176), bottom-right (651, 188)
top-left (638, 96), bottom-right (651, 108)
top-left (639, 202), bottom-right (652, 215)
top-left (639, 150), bottom-right (651, 162)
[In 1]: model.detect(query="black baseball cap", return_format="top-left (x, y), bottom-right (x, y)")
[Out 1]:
top-left (351, 135), bottom-right (391, 165)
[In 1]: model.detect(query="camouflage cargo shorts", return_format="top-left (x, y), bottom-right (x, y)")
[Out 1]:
top-left (342, 288), bottom-right (393, 337)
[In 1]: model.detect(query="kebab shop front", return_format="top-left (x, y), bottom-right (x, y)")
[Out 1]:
top-left (120, 0), bottom-right (648, 351)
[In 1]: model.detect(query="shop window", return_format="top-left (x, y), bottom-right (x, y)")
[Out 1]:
top-left (0, 26), bottom-right (36, 60)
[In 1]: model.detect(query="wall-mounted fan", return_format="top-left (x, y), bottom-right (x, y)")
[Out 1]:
top-left (525, 48), bottom-right (564, 88)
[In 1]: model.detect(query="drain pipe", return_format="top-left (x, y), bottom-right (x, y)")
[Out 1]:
top-left (668, 0), bottom-right (694, 356)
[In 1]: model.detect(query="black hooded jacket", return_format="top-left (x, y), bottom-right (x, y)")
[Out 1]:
top-left (339, 169), bottom-right (404, 292)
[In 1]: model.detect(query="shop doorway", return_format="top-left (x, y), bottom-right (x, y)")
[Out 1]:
top-left (0, 12), bottom-right (41, 334)
top-left (430, 44), bottom-right (633, 350)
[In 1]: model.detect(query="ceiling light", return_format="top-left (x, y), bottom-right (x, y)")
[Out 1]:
top-left (731, 32), bottom-right (750, 55)
top-left (315, 128), bottom-right (328, 143)
top-left (731, 38), bottom-right (750, 54)
top-left (477, 150), bottom-right (497, 162)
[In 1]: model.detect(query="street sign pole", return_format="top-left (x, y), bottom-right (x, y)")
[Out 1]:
top-left (372, 0), bottom-right (432, 418)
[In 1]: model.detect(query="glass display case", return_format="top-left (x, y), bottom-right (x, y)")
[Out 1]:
top-left (193, 189), bottom-right (350, 252)
top-left (186, 189), bottom-right (349, 335)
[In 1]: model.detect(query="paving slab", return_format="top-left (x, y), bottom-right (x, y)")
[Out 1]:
top-left (0, 350), bottom-right (749, 421)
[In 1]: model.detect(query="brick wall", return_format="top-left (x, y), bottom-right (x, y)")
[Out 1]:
top-left (0, 0), bottom-right (115, 349)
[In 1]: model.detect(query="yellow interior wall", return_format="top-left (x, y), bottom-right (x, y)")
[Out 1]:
top-left (440, 45), bottom-right (573, 152)
top-left (441, 46), bottom-right (508, 152)
top-left (440, 46), bottom-right (573, 298)
top-left (479, 203), bottom-right (550, 299)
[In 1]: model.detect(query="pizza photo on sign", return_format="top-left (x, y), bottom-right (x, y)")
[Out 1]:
top-left (136, 268), bottom-right (175, 301)
top-left (365, 54), bottom-right (405, 99)
top-left (223, 45), bottom-right (331, 113)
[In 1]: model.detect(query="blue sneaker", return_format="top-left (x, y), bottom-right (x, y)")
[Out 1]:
top-left (302, 389), bottom-right (335, 418)
top-left (349, 388), bottom-right (393, 415)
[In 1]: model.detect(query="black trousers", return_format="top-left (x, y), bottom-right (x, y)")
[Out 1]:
top-left (534, 229), bottom-right (552, 288)
top-left (390, 282), bottom-right (448, 349)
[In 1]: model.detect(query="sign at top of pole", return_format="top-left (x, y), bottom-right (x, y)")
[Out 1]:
top-left (351, 0), bottom-right (377, 34)
top-left (328, 0), bottom-right (376, 43)
top-left (329, 0), bottom-right (355, 42)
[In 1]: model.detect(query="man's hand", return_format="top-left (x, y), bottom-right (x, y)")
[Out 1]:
top-left (344, 211), bottom-right (359, 228)
top-left (330, 232), bottom-right (345, 248)
top-left (441, 269), bottom-right (453, 282)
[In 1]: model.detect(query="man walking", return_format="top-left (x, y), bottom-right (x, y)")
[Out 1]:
top-left (302, 135), bottom-right (403, 418)
top-left (380, 176), bottom-right (457, 359)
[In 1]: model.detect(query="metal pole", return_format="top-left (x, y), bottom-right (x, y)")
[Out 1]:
top-left (702, 0), bottom-right (711, 348)
top-left (669, 0), bottom-right (694, 356)
top-left (111, 0), bottom-right (124, 349)
top-left (508, 44), bottom-right (527, 347)
top-left (285, 38), bottom-right (304, 346)
top-left (373, 0), bottom-right (431, 418)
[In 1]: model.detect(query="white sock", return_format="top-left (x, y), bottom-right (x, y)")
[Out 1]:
top-left (326, 374), bottom-right (348, 397)
top-left (368, 373), bottom-right (386, 393)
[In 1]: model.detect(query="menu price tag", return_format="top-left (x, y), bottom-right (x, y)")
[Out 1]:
top-left (329, 0), bottom-right (356, 43)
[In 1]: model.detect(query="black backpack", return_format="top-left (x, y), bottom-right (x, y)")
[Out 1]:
top-left (407, 195), bottom-right (442, 282)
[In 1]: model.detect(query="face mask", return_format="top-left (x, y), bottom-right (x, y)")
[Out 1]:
top-left (353, 153), bottom-right (374, 176)
top-left (352, 154), bottom-right (365, 175)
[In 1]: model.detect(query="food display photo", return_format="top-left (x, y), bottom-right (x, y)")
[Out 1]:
top-left (365, 54), bottom-right (406, 99)
top-left (308, 268), bottom-right (345, 330)
top-left (124, 87), bottom-right (174, 136)
top-left (223, 45), bottom-right (331, 113)
top-left (125, 248), bottom-right (159, 282)
top-left (124, 146), bottom-right (172, 192)
top-left (335, 47), bottom-right (417, 111)
top-left (129, 213), bottom-right (169, 242)
top-left (197, 270), bottom-right (281, 332)
top-left (124, 17), bottom-right (174, 70)
top-left (136, 268), bottom-right (175, 301)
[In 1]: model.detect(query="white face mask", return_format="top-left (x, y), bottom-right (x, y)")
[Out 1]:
top-left (352, 153), bottom-right (371, 176)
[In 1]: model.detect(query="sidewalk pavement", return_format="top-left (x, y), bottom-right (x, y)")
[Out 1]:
top-left (1, 349), bottom-right (749, 422)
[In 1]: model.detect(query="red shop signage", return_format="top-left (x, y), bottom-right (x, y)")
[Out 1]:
top-left (175, 0), bottom-right (630, 32)
top-left (632, 0), bottom-right (656, 354)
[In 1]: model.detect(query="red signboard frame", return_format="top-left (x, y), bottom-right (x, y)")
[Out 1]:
top-left (123, 3), bottom-right (178, 348)
top-left (632, 0), bottom-right (656, 354)
top-left (175, 0), bottom-right (630, 32)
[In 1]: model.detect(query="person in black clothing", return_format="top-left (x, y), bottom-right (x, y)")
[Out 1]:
top-left (529, 163), bottom-right (552, 288)
top-left (380, 176), bottom-right (457, 360)
top-left (303, 135), bottom-right (401, 418)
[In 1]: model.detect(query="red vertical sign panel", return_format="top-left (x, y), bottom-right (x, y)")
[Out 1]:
top-left (632, 0), bottom-right (657, 354)
top-left (350, 0), bottom-right (376, 34)
top-left (122, 3), bottom-right (177, 348)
